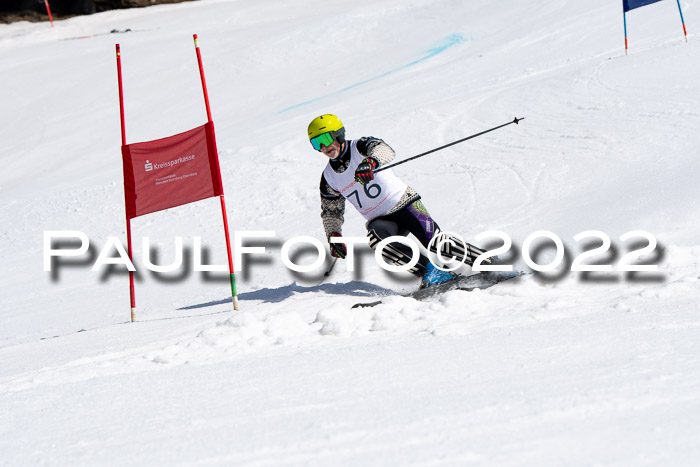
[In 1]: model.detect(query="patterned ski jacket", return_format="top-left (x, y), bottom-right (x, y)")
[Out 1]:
top-left (319, 137), bottom-right (419, 239)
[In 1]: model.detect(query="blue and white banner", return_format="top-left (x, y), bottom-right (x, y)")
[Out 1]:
top-left (623, 0), bottom-right (665, 12)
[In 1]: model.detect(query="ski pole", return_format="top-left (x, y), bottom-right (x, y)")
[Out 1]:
top-left (314, 257), bottom-right (338, 287)
top-left (374, 117), bottom-right (525, 173)
top-left (324, 257), bottom-right (338, 278)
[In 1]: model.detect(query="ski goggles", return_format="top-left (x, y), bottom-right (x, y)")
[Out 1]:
top-left (310, 132), bottom-right (334, 151)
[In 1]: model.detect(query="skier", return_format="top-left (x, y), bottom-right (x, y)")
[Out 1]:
top-left (309, 114), bottom-right (492, 288)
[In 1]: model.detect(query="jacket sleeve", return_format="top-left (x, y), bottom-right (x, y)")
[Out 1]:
top-left (356, 136), bottom-right (396, 167)
top-left (320, 173), bottom-right (345, 238)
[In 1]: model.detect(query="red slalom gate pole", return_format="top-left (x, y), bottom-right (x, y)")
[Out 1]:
top-left (116, 44), bottom-right (137, 322)
top-left (193, 34), bottom-right (240, 311)
top-left (194, 35), bottom-right (213, 122)
top-left (44, 0), bottom-right (54, 27)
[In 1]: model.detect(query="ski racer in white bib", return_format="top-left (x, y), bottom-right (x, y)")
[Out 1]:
top-left (309, 114), bottom-right (491, 288)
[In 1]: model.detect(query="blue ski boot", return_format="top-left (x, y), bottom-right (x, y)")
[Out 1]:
top-left (419, 262), bottom-right (459, 290)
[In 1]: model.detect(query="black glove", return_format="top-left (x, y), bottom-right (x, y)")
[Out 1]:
top-left (354, 157), bottom-right (378, 185)
top-left (328, 232), bottom-right (347, 259)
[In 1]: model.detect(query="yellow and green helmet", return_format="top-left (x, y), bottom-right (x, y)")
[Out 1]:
top-left (308, 114), bottom-right (346, 150)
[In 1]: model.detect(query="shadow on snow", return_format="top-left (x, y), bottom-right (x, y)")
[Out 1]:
top-left (178, 281), bottom-right (396, 310)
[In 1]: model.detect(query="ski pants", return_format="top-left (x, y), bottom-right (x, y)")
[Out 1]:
top-left (366, 199), bottom-right (488, 277)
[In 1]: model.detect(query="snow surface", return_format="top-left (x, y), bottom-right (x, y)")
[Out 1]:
top-left (2, 0), bottom-right (700, 465)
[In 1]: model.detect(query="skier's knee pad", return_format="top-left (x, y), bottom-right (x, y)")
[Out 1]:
top-left (428, 231), bottom-right (491, 266)
top-left (368, 229), bottom-right (426, 277)
top-left (367, 229), bottom-right (382, 251)
top-left (367, 229), bottom-right (411, 257)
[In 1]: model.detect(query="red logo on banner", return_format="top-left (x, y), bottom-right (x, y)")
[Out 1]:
top-left (121, 122), bottom-right (223, 219)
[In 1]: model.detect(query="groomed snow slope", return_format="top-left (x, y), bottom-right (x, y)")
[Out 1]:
top-left (1, 0), bottom-right (700, 465)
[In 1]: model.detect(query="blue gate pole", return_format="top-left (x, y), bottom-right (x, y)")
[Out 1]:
top-left (676, 0), bottom-right (689, 42)
top-left (624, 10), bottom-right (629, 54)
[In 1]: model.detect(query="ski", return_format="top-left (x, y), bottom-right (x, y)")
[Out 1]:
top-left (351, 270), bottom-right (525, 308)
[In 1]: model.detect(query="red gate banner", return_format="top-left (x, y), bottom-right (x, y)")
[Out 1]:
top-left (121, 122), bottom-right (223, 219)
